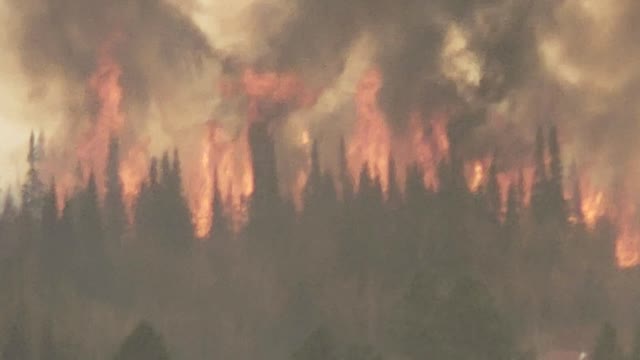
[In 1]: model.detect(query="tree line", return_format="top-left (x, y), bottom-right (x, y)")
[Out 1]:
top-left (0, 122), bottom-right (631, 359)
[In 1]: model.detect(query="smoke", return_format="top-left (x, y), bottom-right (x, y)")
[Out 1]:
top-left (2, 0), bottom-right (220, 156)
top-left (1, 0), bottom-right (640, 196)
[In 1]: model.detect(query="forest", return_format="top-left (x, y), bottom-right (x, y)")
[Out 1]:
top-left (0, 118), bottom-right (638, 359)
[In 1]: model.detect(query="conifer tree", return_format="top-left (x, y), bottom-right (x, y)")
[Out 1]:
top-left (105, 136), bottom-right (126, 241)
top-left (22, 131), bottom-right (44, 220)
top-left (547, 125), bottom-right (566, 223)
top-left (531, 125), bottom-right (547, 223)
top-left (75, 171), bottom-right (109, 296)
top-left (338, 137), bottom-right (353, 203)
top-left (485, 154), bottom-right (501, 222)
top-left (40, 181), bottom-right (59, 288)
top-left (114, 321), bottom-right (170, 360)
top-left (387, 155), bottom-right (401, 209)
top-left (504, 183), bottom-right (520, 239)
top-left (570, 162), bottom-right (584, 225)
top-left (2, 320), bottom-right (29, 360)
top-left (591, 322), bottom-right (621, 360)
top-left (210, 170), bottom-right (230, 241)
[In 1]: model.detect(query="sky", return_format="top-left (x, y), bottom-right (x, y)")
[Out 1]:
top-left (1, 0), bottom-right (640, 201)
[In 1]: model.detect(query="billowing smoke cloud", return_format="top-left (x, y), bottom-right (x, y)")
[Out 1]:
top-left (2, 0), bottom-right (640, 197)
top-left (3, 0), bottom-right (220, 154)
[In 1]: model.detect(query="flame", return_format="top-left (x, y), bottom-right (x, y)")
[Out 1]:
top-left (349, 68), bottom-right (390, 191)
top-left (582, 190), bottom-right (605, 227)
top-left (76, 32), bottom-right (126, 197)
top-left (465, 159), bottom-right (489, 193)
top-left (616, 227), bottom-right (640, 269)
top-left (119, 140), bottom-right (149, 223)
top-left (186, 123), bottom-right (254, 236)
top-left (615, 203), bottom-right (640, 268)
top-left (192, 133), bottom-right (214, 239)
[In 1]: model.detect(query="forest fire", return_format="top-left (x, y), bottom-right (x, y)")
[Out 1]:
top-left (30, 34), bottom-right (640, 267)
top-left (466, 159), bottom-right (488, 193)
top-left (76, 32), bottom-right (127, 198)
top-left (349, 68), bottom-right (391, 191)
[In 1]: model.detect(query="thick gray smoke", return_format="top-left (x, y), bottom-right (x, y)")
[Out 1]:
top-left (2, 0), bottom-right (640, 192)
top-left (3, 0), bottom-right (219, 154)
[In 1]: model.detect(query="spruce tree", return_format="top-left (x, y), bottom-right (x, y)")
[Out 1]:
top-left (386, 155), bottom-right (401, 209)
top-left (338, 137), bottom-right (353, 203)
top-left (105, 136), bottom-right (126, 241)
top-left (210, 170), bottom-right (230, 241)
top-left (485, 154), bottom-right (501, 222)
top-left (22, 131), bottom-right (44, 220)
top-left (2, 321), bottom-right (28, 360)
top-left (114, 321), bottom-right (170, 360)
top-left (547, 125), bottom-right (566, 224)
top-left (531, 126), bottom-right (547, 223)
top-left (591, 322), bottom-right (621, 360)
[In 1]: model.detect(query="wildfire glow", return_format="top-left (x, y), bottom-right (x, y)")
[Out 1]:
top-left (76, 32), bottom-right (126, 197)
top-left (349, 68), bottom-right (391, 191)
top-left (466, 160), bottom-right (488, 193)
top-left (192, 133), bottom-right (214, 239)
top-left (119, 140), bottom-right (149, 223)
top-left (582, 191), bottom-right (605, 227)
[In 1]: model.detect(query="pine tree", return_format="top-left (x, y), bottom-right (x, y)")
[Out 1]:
top-left (75, 171), bottom-right (109, 296)
top-left (569, 162), bottom-right (584, 225)
top-left (210, 170), bottom-right (230, 241)
top-left (591, 322), bottom-right (621, 360)
top-left (40, 181), bottom-right (59, 291)
top-left (135, 157), bottom-right (160, 244)
top-left (292, 327), bottom-right (337, 360)
top-left (484, 154), bottom-right (501, 222)
top-left (387, 155), bottom-right (401, 208)
top-left (2, 321), bottom-right (28, 360)
top-left (105, 136), bottom-right (126, 241)
top-left (547, 125), bottom-right (566, 224)
top-left (629, 320), bottom-right (640, 360)
top-left (157, 151), bottom-right (193, 250)
top-left (338, 137), bottom-right (354, 203)
top-left (302, 141), bottom-right (322, 209)
top-left (504, 183), bottom-right (520, 238)
top-left (22, 131), bottom-right (44, 220)
top-left (40, 319), bottom-right (63, 360)
top-left (114, 321), bottom-right (170, 360)
top-left (531, 126), bottom-right (547, 223)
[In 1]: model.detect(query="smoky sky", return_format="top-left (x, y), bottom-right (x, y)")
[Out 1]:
top-left (254, 0), bottom-right (544, 130)
top-left (3, 0), bottom-right (640, 192)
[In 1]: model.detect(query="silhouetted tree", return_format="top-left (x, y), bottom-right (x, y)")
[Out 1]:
top-left (114, 322), bottom-right (169, 360)
top-left (2, 320), bottom-right (28, 360)
top-left (629, 320), bottom-right (640, 360)
top-left (591, 322), bottom-right (621, 360)
top-left (338, 137), bottom-right (353, 203)
top-left (547, 125), bottom-right (566, 224)
top-left (484, 154), bottom-right (501, 222)
top-left (292, 327), bottom-right (337, 360)
top-left (74, 172), bottom-right (109, 297)
top-left (22, 131), bottom-right (44, 220)
top-left (105, 136), bottom-right (126, 241)
top-left (210, 170), bottom-right (230, 241)
top-left (531, 126), bottom-right (547, 224)
top-left (40, 319), bottom-right (63, 360)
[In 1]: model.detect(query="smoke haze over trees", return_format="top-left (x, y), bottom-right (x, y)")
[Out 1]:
top-left (0, 120), bottom-right (637, 359)
top-left (1, 0), bottom-right (640, 359)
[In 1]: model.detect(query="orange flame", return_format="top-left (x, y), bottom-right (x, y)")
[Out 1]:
top-left (192, 133), bottom-right (214, 239)
top-left (186, 123), bottom-right (254, 237)
top-left (76, 32), bottom-right (126, 197)
top-left (349, 68), bottom-right (391, 191)
top-left (615, 203), bottom-right (640, 268)
top-left (119, 140), bottom-right (149, 223)
top-left (465, 159), bottom-right (490, 193)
